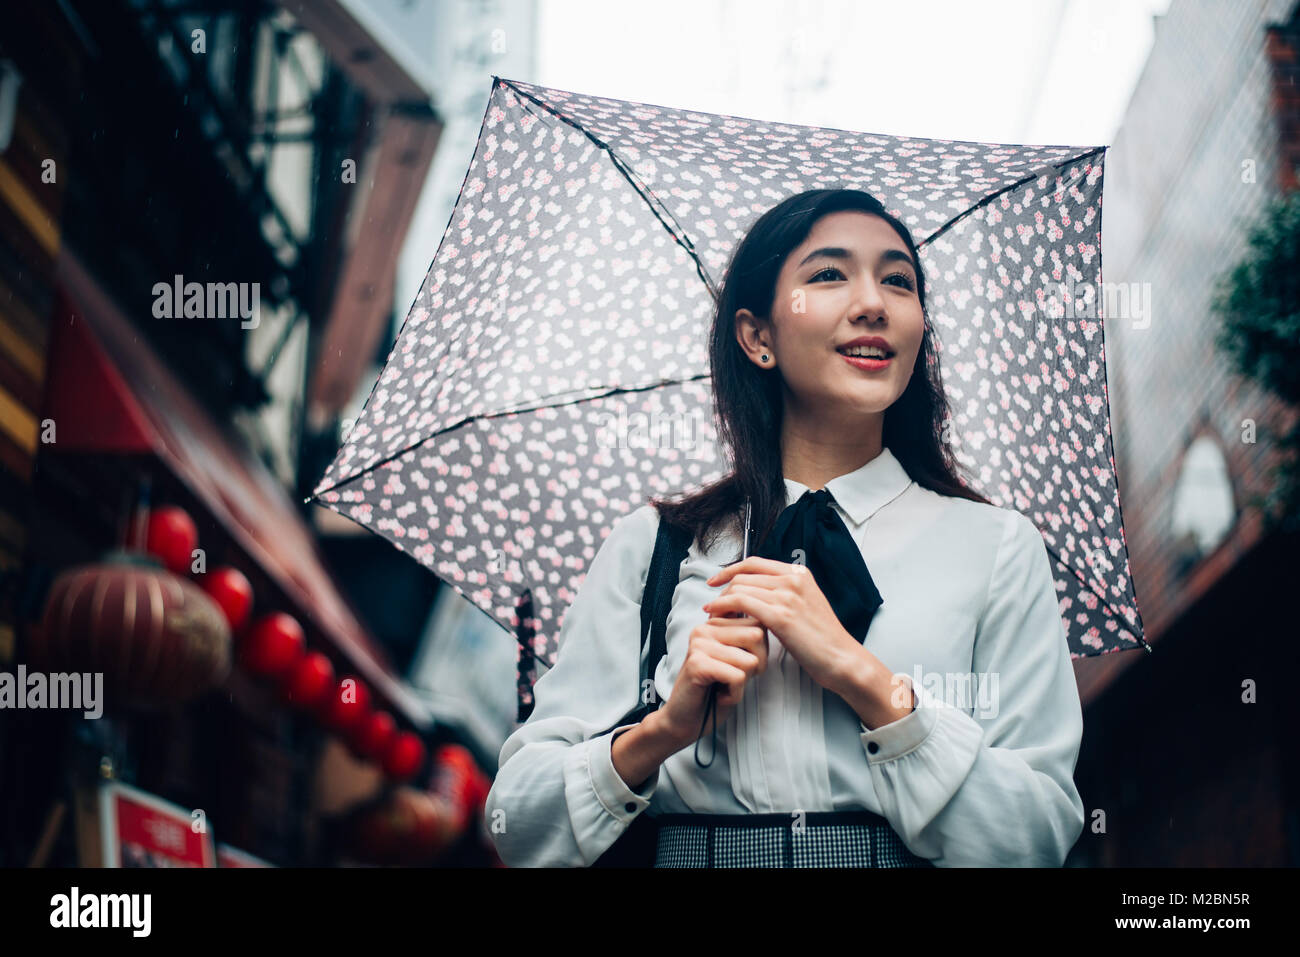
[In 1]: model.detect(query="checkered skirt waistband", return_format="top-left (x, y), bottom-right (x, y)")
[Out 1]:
top-left (651, 809), bottom-right (935, 868)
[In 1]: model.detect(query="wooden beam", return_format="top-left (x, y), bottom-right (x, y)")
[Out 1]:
top-left (307, 105), bottom-right (441, 424)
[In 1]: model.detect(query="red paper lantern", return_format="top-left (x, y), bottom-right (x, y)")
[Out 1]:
top-left (145, 505), bottom-right (198, 575)
top-left (200, 567), bottom-right (253, 634)
top-left (239, 612), bottom-right (304, 679)
top-left (34, 555), bottom-right (232, 707)
top-left (320, 675), bottom-right (370, 733)
top-left (383, 731), bottom-right (426, 782)
top-left (280, 651), bottom-right (334, 710)
top-left (429, 744), bottom-right (492, 835)
top-left (350, 711), bottom-right (396, 762)
top-left (350, 788), bottom-right (441, 864)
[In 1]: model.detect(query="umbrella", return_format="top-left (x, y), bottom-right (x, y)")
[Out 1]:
top-left (307, 75), bottom-right (1148, 721)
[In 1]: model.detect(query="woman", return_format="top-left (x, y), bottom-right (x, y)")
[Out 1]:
top-left (485, 187), bottom-right (1085, 868)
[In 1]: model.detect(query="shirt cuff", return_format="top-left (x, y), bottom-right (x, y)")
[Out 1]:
top-left (588, 723), bottom-right (658, 822)
top-left (860, 675), bottom-right (980, 765)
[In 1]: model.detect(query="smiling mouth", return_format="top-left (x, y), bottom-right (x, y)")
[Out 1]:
top-left (835, 346), bottom-right (895, 359)
top-left (838, 352), bottom-right (893, 369)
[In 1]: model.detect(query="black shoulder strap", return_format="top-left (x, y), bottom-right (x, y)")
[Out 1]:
top-left (591, 513), bottom-right (691, 737)
top-left (637, 515), bottom-right (693, 714)
top-left (590, 515), bottom-right (693, 868)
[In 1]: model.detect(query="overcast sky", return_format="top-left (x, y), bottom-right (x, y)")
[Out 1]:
top-left (537, 0), bottom-right (1172, 147)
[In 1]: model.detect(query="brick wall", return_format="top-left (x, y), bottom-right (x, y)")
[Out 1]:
top-left (1267, 14), bottom-right (1300, 190)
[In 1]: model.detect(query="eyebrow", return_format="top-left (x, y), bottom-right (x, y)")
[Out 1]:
top-left (797, 246), bottom-right (917, 270)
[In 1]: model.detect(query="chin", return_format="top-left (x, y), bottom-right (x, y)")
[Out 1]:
top-left (830, 393), bottom-right (896, 417)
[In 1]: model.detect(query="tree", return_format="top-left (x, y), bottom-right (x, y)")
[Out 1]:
top-left (1212, 189), bottom-right (1300, 533)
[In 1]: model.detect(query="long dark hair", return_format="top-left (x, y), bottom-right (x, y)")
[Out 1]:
top-left (651, 187), bottom-right (993, 560)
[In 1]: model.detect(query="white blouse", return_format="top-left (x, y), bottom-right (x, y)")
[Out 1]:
top-left (485, 446), bottom-right (1086, 867)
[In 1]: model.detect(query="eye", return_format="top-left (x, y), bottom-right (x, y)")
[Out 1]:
top-left (884, 270), bottom-right (916, 291)
top-left (808, 266), bottom-right (844, 282)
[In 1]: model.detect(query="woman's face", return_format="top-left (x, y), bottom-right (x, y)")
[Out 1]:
top-left (735, 210), bottom-right (925, 427)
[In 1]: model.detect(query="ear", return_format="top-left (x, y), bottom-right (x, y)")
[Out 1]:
top-left (733, 307), bottom-right (772, 363)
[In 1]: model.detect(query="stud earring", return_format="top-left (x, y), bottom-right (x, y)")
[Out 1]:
top-left (761, 353), bottom-right (769, 363)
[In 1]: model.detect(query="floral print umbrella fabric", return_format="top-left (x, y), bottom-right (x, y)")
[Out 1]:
top-left (308, 76), bottom-right (1148, 718)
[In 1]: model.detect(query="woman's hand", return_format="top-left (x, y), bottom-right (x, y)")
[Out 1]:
top-left (702, 557), bottom-right (866, 696)
top-left (657, 612), bottom-right (768, 750)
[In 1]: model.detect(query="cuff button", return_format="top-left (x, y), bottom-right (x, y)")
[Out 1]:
top-left (624, 802), bottom-right (637, 813)
top-left (866, 741), bottom-right (880, 754)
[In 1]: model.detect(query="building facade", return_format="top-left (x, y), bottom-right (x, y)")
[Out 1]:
top-left (1070, 0), bottom-right (1300, 866)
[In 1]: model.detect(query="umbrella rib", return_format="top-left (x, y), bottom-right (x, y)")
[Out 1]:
top-left (305, 373), bottom-right (715, 500)
top-left (501, 79), bottom-right (720, 301)
top-left (919, 146), bottom-right (1106, 249)
top-left (1039, 538), bottom-right (1149, 651)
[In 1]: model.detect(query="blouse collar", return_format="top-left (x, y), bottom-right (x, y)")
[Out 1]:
top-left (782, 446), bottom-right (914, 528)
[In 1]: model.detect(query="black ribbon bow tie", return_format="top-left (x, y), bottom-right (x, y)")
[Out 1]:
top-left (755, 488), bottom-right (884, 643)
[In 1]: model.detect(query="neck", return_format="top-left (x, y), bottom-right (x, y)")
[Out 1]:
top-left (779, 401), bottom-right (885, 491)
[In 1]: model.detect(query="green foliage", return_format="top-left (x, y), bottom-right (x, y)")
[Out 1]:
top-left (1212, 189), bottom-right (1300, 532)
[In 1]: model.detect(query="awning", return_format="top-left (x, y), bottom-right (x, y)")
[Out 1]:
top-left (46, 248), bottom-right (431, 729)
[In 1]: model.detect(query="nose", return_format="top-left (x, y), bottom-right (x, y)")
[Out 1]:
top-left (847, 274), bottom-right (889, 323)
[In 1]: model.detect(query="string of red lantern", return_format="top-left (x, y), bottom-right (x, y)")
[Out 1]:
top-left (141, 503), bottom-right (425, 783)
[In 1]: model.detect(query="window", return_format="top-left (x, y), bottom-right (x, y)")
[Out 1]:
top-left (1169, 434), bottom-right (1235, 564)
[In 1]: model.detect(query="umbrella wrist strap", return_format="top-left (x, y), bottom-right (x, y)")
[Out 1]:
top-left (694, 685), bottom-right (719, 768)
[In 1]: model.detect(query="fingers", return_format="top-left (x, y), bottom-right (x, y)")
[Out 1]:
top-left (707, 563), bottom-right (811, 594)
top-left (704, 619), bottom-right (767, 655)
top-left (688, 652), bottom-right (748, 705)
top-left (706, 609), bottom-right (761, 628)
top-left (704, 588), bottom-right (778, 623)
top-left (706, 555), bottom-right (793, 586)
top-left (694, 635), bottom-right (765, 678)
top-left (707, 611), bottom-right (761, 625)
top-left (695, 613), bottom-right (762, 633)
top-left (705, 613), bottom-right (762, 629)
top-left (706, 638), bottom-right (763, 674)
top-left (714, 572), bottom-right (794, 591)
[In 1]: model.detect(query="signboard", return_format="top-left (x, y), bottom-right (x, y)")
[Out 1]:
top-left (217, 843), bottom-right (273, 868)
top-left (98, 781), bottom-right (216, 868)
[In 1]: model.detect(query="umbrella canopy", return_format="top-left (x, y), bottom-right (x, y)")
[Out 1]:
top-left (308, 75), bottom-right (1147, 718)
